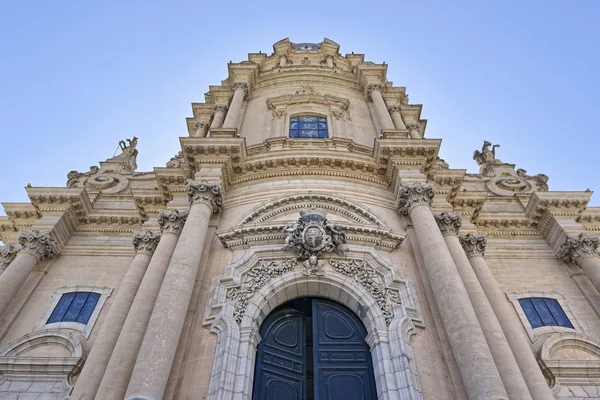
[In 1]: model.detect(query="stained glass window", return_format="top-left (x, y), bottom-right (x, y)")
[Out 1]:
top-left (518, 298), bottom-right (573, 329)
top-left (289, 116), bottom-right (328, 138)
top-left (47, 292), bottom-right (100, 325)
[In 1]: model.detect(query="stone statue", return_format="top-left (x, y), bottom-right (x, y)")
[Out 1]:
top-left (106, 136), bottom-right (138, 173)
top-left (473, 140), bottom-right (501, 166)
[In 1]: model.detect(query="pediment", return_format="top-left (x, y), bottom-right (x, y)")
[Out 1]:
top-left (218, 193), bottom-right (404, 251)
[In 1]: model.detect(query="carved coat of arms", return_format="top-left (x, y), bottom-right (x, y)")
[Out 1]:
top-left (282, 208), bottom-right (346, 275)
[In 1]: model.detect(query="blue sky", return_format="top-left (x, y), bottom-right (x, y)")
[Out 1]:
top-left (1, 0), bottom-right (599, 213)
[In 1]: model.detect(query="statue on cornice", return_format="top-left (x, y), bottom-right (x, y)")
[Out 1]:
top-left (105, 136), bottom-right (138, 174)
top-left (473, 140), bottom-right (502, 166)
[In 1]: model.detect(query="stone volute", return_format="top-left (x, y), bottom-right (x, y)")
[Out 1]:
top-left (157, 209), bottom-right (189, 235)
top-left (18, 230), bottom-right (60, 261)
top-left (434, 212), bottom-right (462, 236)
top-left (396, 182), bottom-right (435, 216)
top-left (0, 245), bottom-right (19, 269)
top-left (132, 231), bottom-right (161, 255)
top-left (186, 180), bottom-right (224, 213)
top-left (558, 233), bottom-right (600, 266)
top-left (460, 233), bottom-right (487, 257)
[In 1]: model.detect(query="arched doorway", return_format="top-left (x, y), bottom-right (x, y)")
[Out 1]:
top-left (252, 297), bottom-right (378, 400)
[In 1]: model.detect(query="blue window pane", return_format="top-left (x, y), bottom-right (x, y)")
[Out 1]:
top-left (75, 293), bottom-right (100, 324)
top-left (300, 116), bottom-right (317, 122)
top-left (519, 299), bottom-right (543, 329)
top-left (318, 122), bottom-right (327, 129)
top-left (318, 130), bottom-right (328, 138)
top-left (290, 116), bottom-right (328, 138)
top-left (64, 292), bottom-right (90, 322)
top-left (290, 117), bottom-right (298, 122)
top-left (47, 293), bottom-right (76, 324)
top-left (299, 129), bottom-right (319, 138)
top-left (545, 299), bottom-right (573, 328)
top-left (299, 122), bottom-right (318, 129)
top-left (531, 298), bottom-right (557, 326)
top-left (290, 122), bottom-right (299, 129)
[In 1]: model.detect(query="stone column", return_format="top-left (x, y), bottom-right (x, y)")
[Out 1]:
top-left (407, 121), bottom-right (421, 139)
top-left (125, 181), bottom-right (223, 400)
top-left (435, 213), bottom-right (532, 400)
top-left (367, 83), bottom-right (395, 131)
top-left (387, 104), bottom-right (406, 130)
top-left (461, 233), bottom-right (554, 400)
top-left (210, 104), bottom-right (228, 129)
top-left (558, 233), bottom-right (600, 293)
top-left (0, 245), bottom-right (19, 276)
top-left (0, 230), bottom-right (60, 318)
top-left (70, 231), bottom-right (160, 400)
top-left (222, 82), bottom-right (248, 129)
top-left (193, 121), bottom-right (209, 137)
top-left (96, 210), bottom-right (188, 400)
top-left (397, 182), bottom-right (508, 400)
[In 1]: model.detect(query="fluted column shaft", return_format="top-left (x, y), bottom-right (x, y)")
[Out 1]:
top-left (70, 231), bottom-right (160, 400)
top-left (435, 214), bottom-right (531, 400)
top-left (463, 234), bottom-right (553, 400)
top-left (210, 104), bottom-right (228, 129)
top-left (0, 231), bottom-right (59, 318)
top-left (367, 84), bottom-right (395, 131)
top-left (96, 210), bottom-right (187, 400)
top-left (387, 104), bottom-right (406, 130)
top-left (222, 82), bottom-right (248, 129)
top-left (397, 183), bottom-right (507, 399)
top-left (125, 181), bottom-right (223, 400)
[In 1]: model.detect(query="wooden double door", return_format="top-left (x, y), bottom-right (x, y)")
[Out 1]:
top-left (252, 298), bottom-right (378, 400)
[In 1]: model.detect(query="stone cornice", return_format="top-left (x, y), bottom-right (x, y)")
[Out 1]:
top-left (450, 191), bottom-right (487, 222)
top-left (131, 188), bottom-right (170, 219)
top-left (427, 168), bottom-right (466, 202)
top-left (396, 182), bottom-right (435, 216)
top-left (216, 223), bottom-right (405, 252)
top-left (157, 209), bottom-right (188, 235)
top-left (557, 233), bottom-right (600, 265)
top-left (434, 212), bottom-right (462, 236)
top-left (153, 167), bottom-right (194, 199)
top-left (525, 191), bottom-right (592, 237)
top-left (18, 230), bottom-right (60, 261)
top-left (459, 233), bottom-right (487, 257)
top-left (132, 231), bottom-right (161, 254)
top-left (0, 217), bottom-right (17, 243)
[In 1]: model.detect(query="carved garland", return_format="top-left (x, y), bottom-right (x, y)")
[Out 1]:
top-left (227, 259), bottom-right (297, 323)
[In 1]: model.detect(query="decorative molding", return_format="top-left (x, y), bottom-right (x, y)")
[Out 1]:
top-left (158, 209), bottom-right (189, 235)
top-left (434, 212), bottom-right (462, 236)
top-left (186, 180), bottom-right (224, 213)
top-left (557, 233), bottom-right (600, 266)
top-left (18, 230), bottom-right (60, 261)
top-left (226, 259), bottom-right (297, 323)
top-left (34, 285), bottom-right (113, 339)
top-left (132, 231), bottom-right (161, 254)
top-left (396, 182), bottom-right (434, 215)
top-left (459, 233), bottom-right (487, 257)
top-left (282, 208), bottom-right (346, 262)
top-left (213, 104), bottom-right (228, 113)
top-left (330, 259), bottom-right (400, 326)
top-left (0, 245), bottom-right (19, 268)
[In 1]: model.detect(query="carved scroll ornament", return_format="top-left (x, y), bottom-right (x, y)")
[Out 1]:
top-left (396, 182), bottom-right (435, 215)
top-left (18, 230), bottom-right (60, 261)
top-left (558, 233), bottom-right (600, 266)
top-left (434, 212), bottom-right (462, 236)
top-left (186, 180), bottom-right (224, 213)
top-left (132, 231), bottom-right (161, 254)
top-left (158, 209), bottom-right (189, 235)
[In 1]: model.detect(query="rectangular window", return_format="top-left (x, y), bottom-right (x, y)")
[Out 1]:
top-left (519, 298), bottom-right (573, 329)
top-left (290, 116), bottom-right (328, 138)
top-left (47, 292), bottom-right (101, 325)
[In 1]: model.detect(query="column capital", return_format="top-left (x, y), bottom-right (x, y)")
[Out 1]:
top-left (396, 182), bottom-right (434, 216)
top-left (558, 233), bottom-right (600, 266)
top-left (213, 104), bottom-right (228, 113)
top-left (434, 212), bottom-right (462, 236)
top-left (193, 121), bottom-right (209, 137)
top-left (459, 233), bottom-right (487, 257)
top-left (386, 104), bottom-right (402, 114)
top-left (186, 180), bottom-right (224, 213)
top-left (157, 209), bottom-right (189, 235)
top-left (407, 122), bottom-right (421, 131)
top-left (366, 82), bottom-right (385, 98)
top-left (231, 81), bottom-right (249, 96)
top-left (132, 231), bottom-right (161, 255)
top-left (18, 230), bottom-right (60, 261)
top-left (0, 245), bottom-right (19, 267)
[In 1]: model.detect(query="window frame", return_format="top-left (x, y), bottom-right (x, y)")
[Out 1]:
top-left (34, 285), bottom-right (112, 339)
top-left (288, 114), bottom-right (329, 139)
top-left (507, 291), bottom-right (580, 342)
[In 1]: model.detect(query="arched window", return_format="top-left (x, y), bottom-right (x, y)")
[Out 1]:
top-left (289, 115), bottom-right (328, 138)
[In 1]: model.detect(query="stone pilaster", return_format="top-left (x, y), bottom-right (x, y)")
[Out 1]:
top-left (193, 121), bottom-right (210, 137)
top-left (0, 231), bottom-right (60, 318)
top-left (367, 83), bottom-right (395, 131)
top-left (461, 233), bottom-right (554, 399)
top-left (223, 82), bottom-right (249, 129)
top-left (558, 233), bottom-right (600, 294)
top-left (210, 104), bottom-right (228, 129)
top-left (398, 183), bottom-right (508, 399)
top-left (125, 181), bottom-right (223, 400)
top-left (96, 209), bottom-right (188, 400)
top-left (386, 104), bottom-right (406, 130)
top-left (70, 230), bottom-right (159, 400)
top-left (435, 219), bottom-right (532, 399)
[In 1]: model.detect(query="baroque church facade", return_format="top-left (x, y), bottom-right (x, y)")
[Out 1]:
top-left (0, 38), bottom-right (600, 400)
